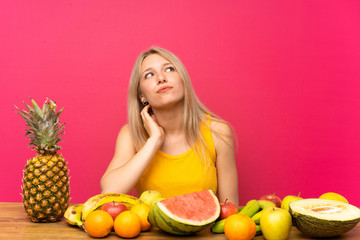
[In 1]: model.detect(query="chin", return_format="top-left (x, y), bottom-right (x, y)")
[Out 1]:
top-left (154, 98), bottom-right (184, 110)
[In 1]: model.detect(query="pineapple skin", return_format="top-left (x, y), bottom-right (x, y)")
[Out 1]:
top-left (22, 154), bottom-right (70, 222)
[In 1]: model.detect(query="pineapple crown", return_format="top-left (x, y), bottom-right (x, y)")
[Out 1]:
top-left (15, 98), bottom-right (65, 155)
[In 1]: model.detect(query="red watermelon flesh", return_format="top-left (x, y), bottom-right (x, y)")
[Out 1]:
top-left (160, 190), bottom-right (219, 222)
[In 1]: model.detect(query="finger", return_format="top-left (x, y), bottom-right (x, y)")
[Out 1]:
top-left (140, 105), bottom-right (154, 129)
top-left (141, 105), bottom-right (150, 116)
top-left (140, 105), bottom-right (149, 119)
top-left (141, 104), bottom-right (148, 114)
top-left (151, 114), bottom-right (157, 123)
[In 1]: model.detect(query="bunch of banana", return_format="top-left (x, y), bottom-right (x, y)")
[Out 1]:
top-left (211, 199), bottom-right (273, 235)
top-left (239, 199), bottom-right (260, 217)
top-left (64, 193), bottom-right (140, 228)
top-left (211, 219), bottom-right (226, 233)
top-left (64, 204), bottom-right (84, 227)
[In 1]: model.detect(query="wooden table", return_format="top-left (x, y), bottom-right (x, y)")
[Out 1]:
top-left (1, 202), bottom-right (359, 239)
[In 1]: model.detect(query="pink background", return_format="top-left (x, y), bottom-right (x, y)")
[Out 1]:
top-left (1, 1), bottom-right (360, 206)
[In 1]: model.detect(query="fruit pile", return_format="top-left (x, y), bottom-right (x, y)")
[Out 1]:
top-left (64, 191), bottom-right (360, 239)
top-left (64, 190), bottom-right (222, 237)
top-left (64, 190), bottom-right (163, 238)
top-left (212, 192), bottom-right (360, 240)
top-left (211, 195), bottom-right (289, 240)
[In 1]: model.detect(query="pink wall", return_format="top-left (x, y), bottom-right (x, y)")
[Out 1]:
top-left (1, 1), bottom-right (360, 206)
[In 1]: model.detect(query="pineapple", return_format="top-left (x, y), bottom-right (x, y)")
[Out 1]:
top-left (16, 98), bottom-right (70, 222)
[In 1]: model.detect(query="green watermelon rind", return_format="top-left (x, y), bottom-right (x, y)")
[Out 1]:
top-left (148, 190), bottom-right (220, 235)
top-left (150, 203), bottom-right (212, 235)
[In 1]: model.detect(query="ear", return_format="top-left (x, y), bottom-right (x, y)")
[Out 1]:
top-left (139, 94), bottom-right (147, 104)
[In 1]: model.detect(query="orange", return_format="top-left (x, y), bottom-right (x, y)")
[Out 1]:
top-left (130, 203), bottom-right (152, 231)
top-left (84, 210), bottom-right (113, 238)
top-left (224, 213), bottom-right (256, 240)
top-left (114, 210), bottom-right (141, 238)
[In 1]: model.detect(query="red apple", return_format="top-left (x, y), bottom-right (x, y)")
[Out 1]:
top-left (101, 201), bottom-right (127, 220)
top-left (219, 199), bottom-right (239, 219)
top-left (259, 194), bottom-right (282, 208)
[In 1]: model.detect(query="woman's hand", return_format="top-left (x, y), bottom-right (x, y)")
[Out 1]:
top-left (140, 105), bottom-right (165, 147)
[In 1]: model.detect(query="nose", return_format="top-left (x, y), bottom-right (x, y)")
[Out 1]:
top-left (157, 74), bottom-right (167, 84)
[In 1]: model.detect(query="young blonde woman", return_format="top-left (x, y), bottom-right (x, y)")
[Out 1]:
top-left (100, 47), bottom-right (239, 205)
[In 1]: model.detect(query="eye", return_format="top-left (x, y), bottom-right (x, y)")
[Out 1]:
top-left (165, 67), bottom-right (175, 72)
top-left (144, 72), bottom-right (154, 79)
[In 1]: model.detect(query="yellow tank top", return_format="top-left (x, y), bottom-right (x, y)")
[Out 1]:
top-left (135, 120), bottom-right (217, 198)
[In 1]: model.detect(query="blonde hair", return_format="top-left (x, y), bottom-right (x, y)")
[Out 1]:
top-left (128, 47), bottom-right (234, 164)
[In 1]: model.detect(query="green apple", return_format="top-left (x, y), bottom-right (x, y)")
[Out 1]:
top-left (258, 200), bottom-right (276, 209)
top-left (260, 207), bottom-right (292, 240)
top-left (281, 193), bottom-right (302, 211)
top-left (139, 190), bottom-right (162, 207)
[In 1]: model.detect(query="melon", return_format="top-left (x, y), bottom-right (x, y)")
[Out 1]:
top-left (289, 198), bottom-right (360, 238)
top-left (148, 190), bottom-right (220, 235)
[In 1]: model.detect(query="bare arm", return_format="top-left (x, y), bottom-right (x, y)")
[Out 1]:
top-left (100, 105), bottom-right (164, 193)
top-left (212, 121), bottom-right (239, 205)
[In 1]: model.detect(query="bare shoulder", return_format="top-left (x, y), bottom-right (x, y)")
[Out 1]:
top-left (211, 120), bottom-right (232, 135)
top-left (118, 123), bottom-right (131, 137)
top-left (115, 124), bottom-right (136, 154)
top-left (210, 119), bottom-right (234, 150)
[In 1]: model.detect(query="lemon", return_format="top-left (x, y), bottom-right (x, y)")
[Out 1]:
top-left (319, 192), bottom-right (348, 203)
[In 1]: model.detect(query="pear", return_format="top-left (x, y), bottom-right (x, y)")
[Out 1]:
top-left (281, 193), bottom-right (302, 211)
top-left (139, 190), bottom-right (163, 207)
top-left (258, 200), bottom-right (276, 209)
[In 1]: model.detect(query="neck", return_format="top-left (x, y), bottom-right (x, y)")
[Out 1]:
top-left (152, 102), bottom-right (185, 135)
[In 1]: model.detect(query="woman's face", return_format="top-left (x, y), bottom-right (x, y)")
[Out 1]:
top-left (139, 54), bottom-right (184, 109)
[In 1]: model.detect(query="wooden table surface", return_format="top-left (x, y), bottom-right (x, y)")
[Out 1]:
top-left (1, 202), bottom-right (359, 239)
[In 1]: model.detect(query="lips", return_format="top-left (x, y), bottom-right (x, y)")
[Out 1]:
top-left (157, 86), bottom-right (172, 93)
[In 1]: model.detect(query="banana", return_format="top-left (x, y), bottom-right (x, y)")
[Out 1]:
top-left (258, 199), bottom-right (276, 209)
top-left (251, 209), bottom-right (264, 224)
top-left (238, 206), bottom-right (245, 212)
top-left (211, 219), bottom-right (226, 233)
top-left (255, 224), bottom-right (262, 236)
top-left (64, 204), bottom-right (83, 227)
top-left (81, 193), bottom-right (140, 221)
top-left (239, 200), bottom-right (260, 218)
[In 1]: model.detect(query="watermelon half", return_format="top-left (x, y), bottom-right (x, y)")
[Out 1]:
top-left (148, 190), bottom-right (220, 235)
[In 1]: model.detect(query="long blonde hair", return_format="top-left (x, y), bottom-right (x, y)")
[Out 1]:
top-left (128, 47), bottom-right (233, 162)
